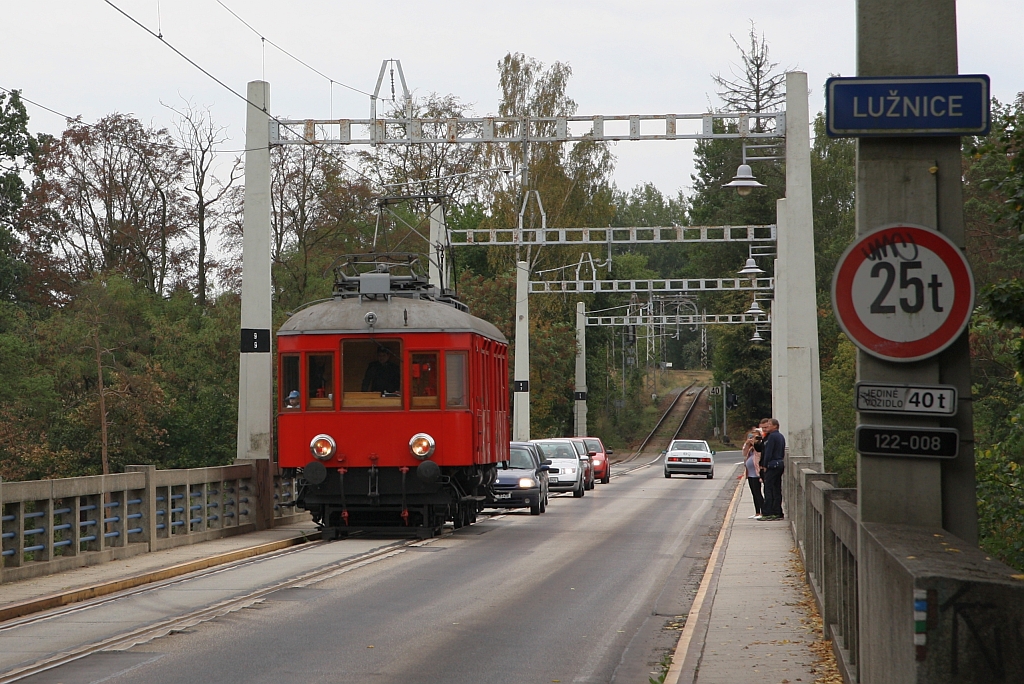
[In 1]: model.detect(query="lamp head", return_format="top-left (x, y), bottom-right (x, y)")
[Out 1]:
top-left (723, 164), bottom-right (766, 196)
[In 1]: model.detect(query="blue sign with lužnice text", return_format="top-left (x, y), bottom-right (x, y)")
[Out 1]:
top-left (826, 75), bottom-right (990, 138)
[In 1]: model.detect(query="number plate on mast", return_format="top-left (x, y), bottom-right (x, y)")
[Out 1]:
top-left (855, 425), bottom-right (959, 458)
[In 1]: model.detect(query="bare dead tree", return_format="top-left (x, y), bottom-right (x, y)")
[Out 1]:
top-left (712, 21), bottom-right (786, 120)
top-left (166, 100), bottom-right (242, 306)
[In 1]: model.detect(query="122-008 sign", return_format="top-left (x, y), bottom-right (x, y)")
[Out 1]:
top-left (855, 425), bottom-right (959, 459)
top-left (832, 224), bottom-right (974, 362)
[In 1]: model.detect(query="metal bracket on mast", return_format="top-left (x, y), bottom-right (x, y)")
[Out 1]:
top-left (516, 190), bottom-right (546, 261)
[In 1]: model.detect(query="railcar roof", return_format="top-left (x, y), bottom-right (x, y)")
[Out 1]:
top-left (278, 295), bottom-right (507, 343)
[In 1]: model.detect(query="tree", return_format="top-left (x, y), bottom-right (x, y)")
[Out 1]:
top-left (167, 100), bottom-right (241, 307)
top-left (0, 89), bottom-right (36, 302)
top-left (23, 114), bottom-right (191, 299)
top-left (712, 22), bottom-right (786, 118)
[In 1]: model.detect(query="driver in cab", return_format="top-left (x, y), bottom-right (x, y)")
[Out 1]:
top-left (362, 347), bottom-right (401, 394)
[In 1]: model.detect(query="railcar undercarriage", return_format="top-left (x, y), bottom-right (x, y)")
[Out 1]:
top-left (297, 462), bottom-right (497, 538)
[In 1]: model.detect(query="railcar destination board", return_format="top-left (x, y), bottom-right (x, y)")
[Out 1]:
top-left (855, 425), bottom-right (959, 459)
top-left (855, 383), bottom-right (958, 417)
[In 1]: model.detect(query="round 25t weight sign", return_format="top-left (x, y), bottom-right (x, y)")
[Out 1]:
top-left (832, 224), bottom-right (974, 362)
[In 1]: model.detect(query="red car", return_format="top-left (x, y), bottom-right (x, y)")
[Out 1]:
top-left (568, 438), bottom-right (596, 490)
top-left (583, 437), bottom-right (612, 484)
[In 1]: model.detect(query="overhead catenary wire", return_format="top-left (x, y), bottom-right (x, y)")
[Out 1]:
top-left (101, 0), bottom-right (382, 189)
top-left (214, 0), bottom-right (374, 99)
top-left (0, 84), bottom-right (256, 154)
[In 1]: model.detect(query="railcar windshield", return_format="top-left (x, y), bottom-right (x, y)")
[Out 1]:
top-left (410, 352), bottom-right (439, 409)
top-left (342, 339), bottom-right (402, 409)
top-left (307, 354), bottom-right (334, 409)
top-left (281, 355), bottom-right (300, 410)
top-left (507, 447), bottom-right (536, 470)
top-left (670, 440), bottom-right (709, 452)
top-left (534, 441), bottom-right (578, 461)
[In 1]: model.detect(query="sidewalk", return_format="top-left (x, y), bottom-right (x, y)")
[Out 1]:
top-left (0, 521), bottom-right (318, 621)
top-left (669, 475), bottom-right (823, 684)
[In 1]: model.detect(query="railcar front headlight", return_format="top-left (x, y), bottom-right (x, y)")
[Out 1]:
top-left (518, 478), bottom-right (536, 488)
top-left (309, 434), bottom-right (336, 460)
top-left (409, 433), bottom-right (435, 460)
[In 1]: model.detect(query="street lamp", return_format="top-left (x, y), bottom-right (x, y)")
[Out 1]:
top-left (750, 330), bottom-right (765, 343)
top-left (738, 257), bottom-right (765, 276)
top-left (722, 164), bottom-right (766, 197)
top-left (745, 299), bottom-right (765, 316)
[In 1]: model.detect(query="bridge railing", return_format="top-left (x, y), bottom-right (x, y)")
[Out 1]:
top-left (785, 453), bottom-right (1024, 683)
top-left (0, 463), bottom-right (305, 585)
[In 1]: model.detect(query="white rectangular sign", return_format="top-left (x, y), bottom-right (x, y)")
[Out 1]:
top-left (855, 383), bottom-right (958, 416)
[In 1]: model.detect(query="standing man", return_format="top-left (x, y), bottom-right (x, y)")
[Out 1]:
top-left (758, 418), bottom-right (786, 520)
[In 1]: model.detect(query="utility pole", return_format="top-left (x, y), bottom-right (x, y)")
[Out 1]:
top-left (512, 261), bottom-right (530, 441)
top-left (574, 302), bottom-right (588, 437)
top-left (236, 81), bottom-right (273, 463)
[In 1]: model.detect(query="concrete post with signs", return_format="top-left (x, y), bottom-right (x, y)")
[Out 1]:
top-left (512, 261), bottom-right (531, 441)
top-left (837, 2), bottom-right (985, 680)
top-left (574, 302), bottom-right (588, 437)
top-left (236, 80), bottom-right (273, 463)
top-left (849, 0), bottom-right (978, 541)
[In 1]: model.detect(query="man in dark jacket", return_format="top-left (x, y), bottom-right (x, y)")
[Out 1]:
top-left (758, 418), bottom-right (786, 520)
top-left (362, 347), bottom-right (401, 393)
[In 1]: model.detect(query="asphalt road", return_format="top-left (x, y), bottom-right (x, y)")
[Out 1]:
top-left (14, 452), bottom-right (743, 684)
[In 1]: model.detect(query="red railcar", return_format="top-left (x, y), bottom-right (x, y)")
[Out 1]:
top-left (278, 263), bottom-right (508, 537)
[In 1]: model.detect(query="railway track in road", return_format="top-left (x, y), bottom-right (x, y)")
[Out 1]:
top-left (0, 533), bottom-right (451, 683)
top-left (614, 384), bottom-right (707, 475)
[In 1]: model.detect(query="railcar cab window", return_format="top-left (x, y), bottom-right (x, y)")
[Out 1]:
top-left (281, 355), bottom-right (300, 410)
top-left (342, 340), bottom-right (402, 409)
top-left (445, 351), bottom-right (467, 408)
top-left (307, 354), bottom-right (334, 410)
top-left (410, 352), bottom-right (439, 409)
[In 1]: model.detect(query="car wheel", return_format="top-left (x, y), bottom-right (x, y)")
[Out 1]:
top-left (530, 498), bottom-right (541, 515)
top-left (573, 479), bottom-right (584, 498)
top-left (601, 471), bottom-right (610, 484)
top-left (664, 471), bottom-right (671, 479)
top-left (706, 470), bottom-right (714, 479)
top-left (540, 496), bottom-right (546, 513)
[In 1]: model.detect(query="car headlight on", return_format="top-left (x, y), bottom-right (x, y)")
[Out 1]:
top-left (409, 433), bottom-right (435, 460)
top-left (568, 467), bottom-right (577, 474)
top-left (309, 434), bottom-right (336, 460)
top-left (518, 478), bottom-right (536, 488)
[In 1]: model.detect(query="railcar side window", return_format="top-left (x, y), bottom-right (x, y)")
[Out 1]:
top-left (281, 355), bottom-right (300, 410)
top-left (341, 339), bottom-right (402, 409)
top-left (410, 352), bottom-right (439, 409)
top-left (445, 351), bottom-right (467, 408)
top-left (307, 354), bottom-right (334, 409)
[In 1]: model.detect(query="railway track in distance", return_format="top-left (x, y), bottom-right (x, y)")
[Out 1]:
top-left (618, 384), bottom-right (707, 467)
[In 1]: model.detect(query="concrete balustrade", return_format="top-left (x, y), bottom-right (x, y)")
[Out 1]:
top-left (785, 454), bottom-right (1024, 683)
top-left (0, 464), bottom-right (304, 584)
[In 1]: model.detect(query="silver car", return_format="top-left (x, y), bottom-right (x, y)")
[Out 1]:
top-left (532, 439), bottom-right (586, 498)
top-left (663, 439), bottom-right (715, 479)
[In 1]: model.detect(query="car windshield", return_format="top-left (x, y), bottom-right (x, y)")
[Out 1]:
top-left (571, 441), bottom-right (587, 456)
top-left (535, 442), bottom-right (578, 460)
top-left (584, 439), bottom-right (602, 452)
top-left (508, 448), bottom-right (536, 470)
top-left (670, 440), bottom-right (709, 452)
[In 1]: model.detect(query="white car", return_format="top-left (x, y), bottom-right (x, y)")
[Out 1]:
top-left (663, 439), bottom-right (715, 479)
top-left (531, 439), bottom-right (586, 498)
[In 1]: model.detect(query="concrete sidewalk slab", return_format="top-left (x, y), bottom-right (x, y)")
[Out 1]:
top-left (673, 478), bottom-right (821, 684)
top-left (0, 520), bottom-right (318, 621)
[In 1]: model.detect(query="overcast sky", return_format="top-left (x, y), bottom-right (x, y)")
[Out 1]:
top-left (3, 1), bottom-right (1021, 197)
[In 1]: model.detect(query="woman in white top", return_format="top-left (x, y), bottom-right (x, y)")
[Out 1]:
top-left (739, 426), bottom-right (765, 519)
